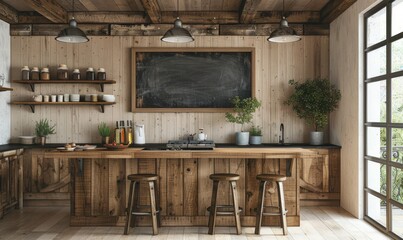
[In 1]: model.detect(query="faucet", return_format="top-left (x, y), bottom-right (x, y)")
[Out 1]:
top-left (279, 123), bottom-right (284, 144)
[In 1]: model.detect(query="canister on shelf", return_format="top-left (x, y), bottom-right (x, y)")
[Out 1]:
top-left (21, 66), bottom-right (30, 80)
top-left (40, 67), bottom-right (50, 80)
top-left (57, 64), bottom-right (68, 80)
top-left (97, 68), bottom-right (106, 80)
top-left (31, 67), bottom-right (40, 80)
top-left (72, 69), bottom-right (81, 80)
top-left (86, 67), bottom-right (95, 80)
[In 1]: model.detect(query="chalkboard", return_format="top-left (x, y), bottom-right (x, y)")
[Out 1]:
top-left (131, 48), bottom-right (255, 112)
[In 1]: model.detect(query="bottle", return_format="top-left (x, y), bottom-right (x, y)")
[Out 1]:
top-left (86, 67), bottom-right (95, 80)
top-left (115, 121), bottom-right (120, 144)
top-left (57, 64), bottom-right (68, 80)
top-left (120, 121), bottom-right (126, 144)
top-left (31, 67), bottom-right (40, 80)
top-left (40, 67), bottom-right (50, 80)
top-left (97, 68), bottom-right (106, 80)
top-left (21, 66), bottom-right (30, 80)
top-left (72, 69), bottom-right (81, 80)
top-left (127, 120), bottom-right (133, 144)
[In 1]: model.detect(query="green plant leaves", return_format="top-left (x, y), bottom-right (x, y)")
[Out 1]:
top-left (225, 96), bottom-right (261, 131)
top-left (35, 119), bottom-right (56, 137)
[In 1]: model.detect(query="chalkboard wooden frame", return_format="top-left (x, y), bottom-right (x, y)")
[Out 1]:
top-left (131, 47), bottom-right (255, 113)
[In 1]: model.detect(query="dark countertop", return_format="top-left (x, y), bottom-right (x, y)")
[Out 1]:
top-left (0, 142), bottom-right (341, 152)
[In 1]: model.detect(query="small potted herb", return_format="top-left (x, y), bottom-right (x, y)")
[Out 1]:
top-left (249, 125), bottom-right (262, 145)
top-left (225, 96), bottom-right (261, 145)
top-left (35, 118), bottom-right (56, 145)
top-left (98, 122), bottom-right (111, 144)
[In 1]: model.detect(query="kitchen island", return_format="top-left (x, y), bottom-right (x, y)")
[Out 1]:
top-left (35, 146), bottom-right (340, 227)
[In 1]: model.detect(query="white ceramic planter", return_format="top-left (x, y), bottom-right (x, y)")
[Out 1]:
top-left (236, 132), bottom-right (250, 145)
top-left (249, 136), bottom-right (262, 145)
top-left (310, 131), bottom-right (324, 145)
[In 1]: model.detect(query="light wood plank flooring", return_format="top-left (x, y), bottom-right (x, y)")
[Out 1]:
top-left (0, 206), bottom-right (391, 239)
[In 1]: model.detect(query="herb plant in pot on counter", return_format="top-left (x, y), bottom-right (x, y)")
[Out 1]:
top-left (249, 125), bottom-right (263, 145)
top-left (225, 96), bottom-right (261, 145)
top-left (98, 122), bottom-right (111, 144)
top-left (35, 118), bottom-right (56, 146)
top-left (285, 78), bottom-right (341, 145)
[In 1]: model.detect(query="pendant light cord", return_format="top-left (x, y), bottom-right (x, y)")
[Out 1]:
top-left (177, 0), bottom-right (179, 19)
top-left (282, 0), bottom-right (284, 18)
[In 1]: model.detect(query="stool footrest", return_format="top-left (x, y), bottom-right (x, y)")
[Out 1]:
top-left (207, 205), bottom-right (243, 215)
top-left (261, 206), bottom-right (288, 216)
top-left (130, 210), bottom-right (160, 216)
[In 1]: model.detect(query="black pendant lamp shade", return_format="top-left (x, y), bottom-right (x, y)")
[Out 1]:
top-left (161, 17), bottom-right (194, 43)
top-left (55, 18), bottom-right (89, 43)
top-left (268, 17), bottom-right (301, 43)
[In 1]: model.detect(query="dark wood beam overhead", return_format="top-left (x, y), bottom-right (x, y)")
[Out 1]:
top-left (253, 11), bottom-right (320, 23)
top-left (24, 0), bottom-right (67, 23)
top-left (320, 0), bottom-right (357, 23)
top-left (139, 0), bottom-right (161, 23)
top-left (239, 0), bottom-right (263, 23)
top-left (0, 1), bottom-right (18, 23)
top-left (69, 12), bottom-right (148, 24)
top-left (162, 11), bottom-right (239, 24)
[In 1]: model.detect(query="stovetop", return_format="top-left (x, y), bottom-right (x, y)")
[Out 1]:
top-left (166, 140), bottom-right (215, 150)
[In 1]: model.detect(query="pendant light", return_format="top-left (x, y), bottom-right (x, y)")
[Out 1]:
top-left (268, 0), bottom-right (301, 43)
top-left (56, 0), bottom-right (89, 43)
top-left (161, 0), bottom-right (194, 43)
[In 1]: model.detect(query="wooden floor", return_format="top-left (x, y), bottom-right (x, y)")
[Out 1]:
top-left (0, 206), bottom-right (391, 240)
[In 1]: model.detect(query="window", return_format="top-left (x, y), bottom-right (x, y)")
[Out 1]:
top-left (364, 0), bottom-right (403, 238)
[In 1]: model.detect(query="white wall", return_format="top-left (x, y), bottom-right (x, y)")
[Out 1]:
top-left (329, 0), bottom-right (380, 218)
top-left (0, 20), bottom-right (10, 144)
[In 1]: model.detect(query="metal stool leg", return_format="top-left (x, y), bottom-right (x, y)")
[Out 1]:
top-left (230, 180), bottom-right (242, 235)
top-left (148, 180), bottom-right (158, 235)
top-left (208, 180), bottom-right (219, 235)
top-left (124, 180), bottom-right (136, 235)
top-left (277, 181), bottom-right (287, 235)
top-left (254, 180), bottom-right (266, 235)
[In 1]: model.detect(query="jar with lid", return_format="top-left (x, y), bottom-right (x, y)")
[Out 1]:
top-left (86, 67), bottom-right (95, 80)
top-left (72, 69), bottom-right (81, 80)
top-left (57, 64), bottom-right (68, 80)
top-left (40, 67), bottom-right (50, 80)
top-left (97, 68), bottom-right (106, 80)
top-left (21, 66), bottom-right (30, 80)
top-left (31, 67), bottom-right (40, 80)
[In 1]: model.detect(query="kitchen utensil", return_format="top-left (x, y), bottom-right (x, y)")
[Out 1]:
top-left (197, 128), bottom-right (207, 141)
top-left (134, 124), bottom-right (145, 144)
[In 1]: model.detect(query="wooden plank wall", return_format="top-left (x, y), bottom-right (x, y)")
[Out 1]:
top-left (10, 36), bottom-right (329, 144)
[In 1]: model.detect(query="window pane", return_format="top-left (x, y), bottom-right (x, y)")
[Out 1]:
top-left (367, 47), bottom-right (386, 78)
top-left (392, 167), bottom-right (403, 204)
top-left (367, 192), bottom-right (386, 227)
top-left (367, 160), bottom-right (386, 195)
top-left (367, 80), bottom-right (386, 122)
top-left (366, 126), bottom-right (386, 159)
top-left (392, 0), bottom-right (403, 36)
top-left (392, 128), bottom-right (403, 163)
top-left (392, 205), bottom-right (403, 238)
top-left (367, 7), bottom-right (386, 46)
top-left (392, 77), bottom-right (403, 123)
top-left (392, 39), bottom-right (403, 72)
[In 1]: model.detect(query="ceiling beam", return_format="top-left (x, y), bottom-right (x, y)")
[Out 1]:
top-left (320, 0), bottom-right (357, 23)
top-left (139, 0), bottom-right (161, 23)
top-left (239, 0), bottom-right (263, 23)
top-left (0, 1), bottom-right (18, 23)
top-left (253, 11), bottom-right (320, 23)
top-left (24, 0), bottom-right (67, 23)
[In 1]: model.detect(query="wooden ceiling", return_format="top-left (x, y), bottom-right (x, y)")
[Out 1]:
top-left (0, 0), bottom-right (357, 37)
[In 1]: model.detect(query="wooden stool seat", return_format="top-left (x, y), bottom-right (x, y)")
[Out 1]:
top-left (127, 174), bottom-right (158, 181)
top-left (255, 174), bottom-right (288, 235)
top-left (256, 174), bottom-right (286, 182)
top-left (208, 173), bottom-right (242, 235)
top-left (124, 174), bottom-right (160, 236)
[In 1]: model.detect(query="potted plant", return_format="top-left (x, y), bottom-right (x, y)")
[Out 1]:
top-left (285, 78), bottom-right (341, 145)
top-left (225, 96), bottom-right (261, 145)
top-left (35, 118), bottom-right (56, 145)
top-left (249, 125), bottom-right (262, 145)
top-left (98, 122), bottom-right (111, 144)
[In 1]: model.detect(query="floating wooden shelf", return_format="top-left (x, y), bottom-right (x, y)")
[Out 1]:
top-left (0, 86), bottom-right (13, 92)
top-left (13, 80), bottom-right (116, 92)
top-left (11, 101), bottom-right (116, 113)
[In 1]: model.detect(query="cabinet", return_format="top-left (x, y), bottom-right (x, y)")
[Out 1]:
top-left (0, 149), bottom-right (23, 218)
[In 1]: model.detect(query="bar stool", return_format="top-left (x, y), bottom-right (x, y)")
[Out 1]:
top-left (255, 174), bottom-right (287, 235)
top-left (124, 174), bottom-right (160, 235)
top-left (207, 173), bottom-right (242, 235)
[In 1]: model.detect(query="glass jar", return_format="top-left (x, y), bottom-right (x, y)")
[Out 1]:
top-left (40, 67), bottom-right (50, 80)
top-left (57, 64), bottom-right (68, 80)
top-left (72, 69), bottom-right (81, 80)
top-left (97, 68), bottom-right (106, 80)
top-left (21, 66), bottom-right (30, 80)
top-left (31, 67), bottom-right (40, 80)
top-left (86, 67), bottom-right (95, 80)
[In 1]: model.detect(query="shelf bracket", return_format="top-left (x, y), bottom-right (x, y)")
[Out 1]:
top-left (29, 84), bottom-right (35, 92)
top-left (28, 105), bottom-right (35, 113)
top-left (100, 105), bottom-right (105, 113)
top-left (99, 84), bottom-right (104, 92)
